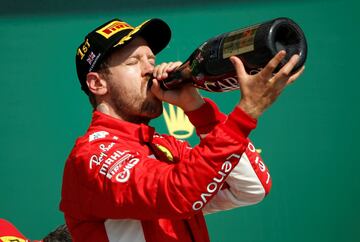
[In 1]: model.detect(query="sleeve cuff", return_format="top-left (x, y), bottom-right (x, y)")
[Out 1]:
top-left (221, 106), bottom-right (258, 138)
top-left (185, 98), bottom-right (227, 135)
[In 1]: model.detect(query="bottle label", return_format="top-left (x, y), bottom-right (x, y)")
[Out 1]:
top-left (222, 24), bottom-right (259, 59)
top-left (193, 72), bottom-right (239, 92)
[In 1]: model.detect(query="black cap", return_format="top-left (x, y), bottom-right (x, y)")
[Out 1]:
top-left (75, 18), bottom-right (171, 94)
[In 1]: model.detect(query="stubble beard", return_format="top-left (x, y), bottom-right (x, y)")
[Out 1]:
top-left (109, 84), bottom-right (163, 124)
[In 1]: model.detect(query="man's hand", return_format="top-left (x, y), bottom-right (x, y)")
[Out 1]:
top-left (151, 61), bottom-right (205, 112)
top-left (231, 50), bottom-right (305, 119)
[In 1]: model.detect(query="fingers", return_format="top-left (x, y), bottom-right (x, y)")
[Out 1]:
top-left (167, 61), bottom-right (182, 72)
top-left (270, 54), bottom-right (300, 88)
top-left (261, 50), bottom-right (287, 80)
top-left (150, 78), bottom-right (164, 100)
top-left (153, 61), bottom-right (182, 80)
top-left (278, 54), bottom-right (300, 77)
top-left (153, 63), bottom-right (168, 79)
top-left (230, 56), bottom-right (247, 81)
top-left (234, 51), bottom-right (304, 119)
top-left (287, 65), bottom-right (305, 84)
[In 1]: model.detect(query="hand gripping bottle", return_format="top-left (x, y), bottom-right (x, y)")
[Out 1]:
top-left (160, 17), bottom-right (307, 92)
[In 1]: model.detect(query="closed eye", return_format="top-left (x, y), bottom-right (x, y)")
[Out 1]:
top-left (148, 55), bottom-right (156, 66)
top-left (125, 57), bottom-right (139, 65)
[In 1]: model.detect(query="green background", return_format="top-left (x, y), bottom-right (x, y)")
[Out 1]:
top-left (1, 0), bottom-right (359, 241)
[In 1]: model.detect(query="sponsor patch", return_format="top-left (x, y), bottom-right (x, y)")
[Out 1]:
top-left (247, 142), bottom-right (271, 185)
top-left (99, 150), bottom-right (131, 177)
top-left (114, 157), bottom-right (140, 183)
top-left (86, 51), bottom-right (96, 65)
top-left (96, 21), bottom-right (132, 39)
top-left (154, 144), bottom-right (174, 162)
top-left (89, 131), bottom-right (109, 142)
top-left (192, 154), bottom-right (239, 210)
top-left (90, 147), bottom-right (141, 183)
top-left (114, 20), bottom-right (149, 47)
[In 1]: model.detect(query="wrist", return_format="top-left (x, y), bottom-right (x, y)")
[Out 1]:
top-left (237, 100), bottom-right (262, 119)
top-left (221, 106), bottom-right (257, 139)
top-left (185, 98), bottom-right (227, 135)
top-left (179, 87), bottom-right (205, 112)
top-left (181, 97), bottom-right (205, 112)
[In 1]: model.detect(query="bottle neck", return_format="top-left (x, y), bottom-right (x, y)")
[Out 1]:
top-left (159, 61), bottom-right (192, 90)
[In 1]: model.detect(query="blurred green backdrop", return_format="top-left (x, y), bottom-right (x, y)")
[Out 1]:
top-left (1, 0), bottom-right (359, 241)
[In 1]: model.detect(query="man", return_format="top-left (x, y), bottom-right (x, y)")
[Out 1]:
top-left (60, 18), bottom-right (304, 242)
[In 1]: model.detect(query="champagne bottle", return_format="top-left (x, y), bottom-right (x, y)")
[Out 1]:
top-left (160, 17), bottom-right (307, 92)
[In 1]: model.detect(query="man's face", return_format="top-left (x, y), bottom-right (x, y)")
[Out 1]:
top-left (104, 37), bottom-right (162, 123)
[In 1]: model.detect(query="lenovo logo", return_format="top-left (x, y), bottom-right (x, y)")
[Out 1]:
top-left (192, 154), bottom-right (240, 211)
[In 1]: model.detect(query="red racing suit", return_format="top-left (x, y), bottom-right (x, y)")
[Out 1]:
top-left (60, 99), bottom-right (271, 242)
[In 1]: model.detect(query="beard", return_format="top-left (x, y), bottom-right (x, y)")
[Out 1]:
top-left (108, 79), bottom-right (163, 124)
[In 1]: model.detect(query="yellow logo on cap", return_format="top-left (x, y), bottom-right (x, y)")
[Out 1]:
top-left (0, 236), bottom-right (27, 242)
top-left (77, 38), bottom-right (90, 60)
top-left (96, 21), bottom-right (133, 39)
top-left (114, 20), bottom-right (150, 47)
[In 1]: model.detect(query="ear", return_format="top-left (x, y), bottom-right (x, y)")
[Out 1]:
top-left (86, 72), bottom-right (108, 96)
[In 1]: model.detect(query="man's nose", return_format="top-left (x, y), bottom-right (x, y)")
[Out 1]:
top-left (142, 60), bottom-right (154, 76)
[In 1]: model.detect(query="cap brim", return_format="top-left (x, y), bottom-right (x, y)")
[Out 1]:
top-left (114, 18), bottom-right (171, 55)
